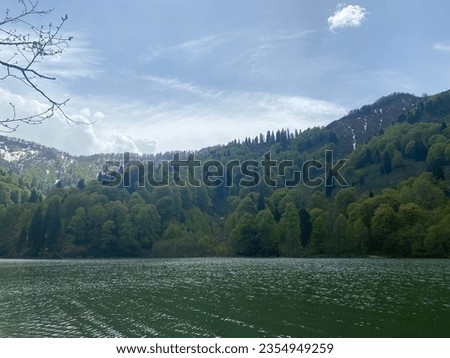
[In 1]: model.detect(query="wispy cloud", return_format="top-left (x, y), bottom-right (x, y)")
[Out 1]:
top-left (35, 33), bottom-right (104, 79)
top-left (178, 34), bottom-right (232, 56)
top-left (143, 75), bottom-right (223, 99)
top-left (137, 28), bottom-right (319, 106)
top-left (142, 33), bottom-right (233, 62)
top-left (0, 26), bottom-right (103, 81)
top-left (328, 4), bottom-right (368, 32)
top-left (433, 42), bottom-right (450, 53)
top-left (141, 28), bottom-right (313, 64)
top-left (256, 30), bottom-right (315, 43)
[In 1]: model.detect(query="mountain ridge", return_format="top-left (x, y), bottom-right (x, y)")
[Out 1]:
top-left (0, 89), bottom-right (444, 190)
top-left (1, 88), bottom-right (450, 259)
top-left (326, 92), bottom-right (421, 153)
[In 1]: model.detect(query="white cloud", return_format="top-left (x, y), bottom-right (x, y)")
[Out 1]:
top-left (79, 89), bottom-right (346, 155)
top-left (434, 42), bottom-right (450, 52)
top-left (1, 81), bottom-right (347, 156)
top-left (328, 4), bottom-right (367, 32)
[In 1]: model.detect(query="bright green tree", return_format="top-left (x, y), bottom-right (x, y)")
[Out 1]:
top-left (424, 214), bottom-right (450, 257)
top-left (231, 212), bottom-right (259, 256)
top-left (309, 208), bottom-right (329, 254)
top-left (279, 202), bottom-right (301, 256)
top-left (370, 204), bottom-right (398, 253)
top-left (255, 209), bottom-right (279, 256)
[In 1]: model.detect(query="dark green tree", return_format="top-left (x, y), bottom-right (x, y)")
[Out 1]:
top-left (299, 208), bottom-right (312, 249)
top-left (28, 206), bottom-right (44, 256)
top-left (231, 213), bottom-right (260, 256)
top-left (43, 197), bottom-right (62, 256)
top-left (255, 209), bottom-right (279, 256)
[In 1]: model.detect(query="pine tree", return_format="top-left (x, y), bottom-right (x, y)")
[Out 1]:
top-left (43, 198), bottom-right (63, 256)
top-left (382, 151), bottom-right (392, 174)
top-left (257, 193), bottom-right (266, 211)
top-left (29, 188), bottom-right (39, 203)
top-left (28, 206), bottom-right (44, 256)
top-left (77, 179), bottom-right (86, 190)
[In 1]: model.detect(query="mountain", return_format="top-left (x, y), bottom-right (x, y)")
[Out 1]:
top-left (0, 136), bottom-right (94, 191)
top-left (0, 135), bottom-right (68, 170)
top-left (0, 90), bottom-right (439, 195)
top-left (0, 89), bottom-right (449, 259)
top-left (1, 89), bottom-right (449, 201)
top-left (326, 93), bottom-right (421, 154)
top-left (0, 135), bottom-right (201, 192)
top-left (0, 91), bottom-right (426, 185)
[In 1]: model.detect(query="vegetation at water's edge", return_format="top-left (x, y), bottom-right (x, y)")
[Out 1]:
top-left (1, 91), bottom-right (450, 258)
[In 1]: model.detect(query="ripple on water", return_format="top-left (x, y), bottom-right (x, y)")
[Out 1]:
top-left (0, 258), bottom-right (448, 337)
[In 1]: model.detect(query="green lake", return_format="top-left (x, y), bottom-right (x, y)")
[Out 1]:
top-left (0, 258), bottom-right (448, 337)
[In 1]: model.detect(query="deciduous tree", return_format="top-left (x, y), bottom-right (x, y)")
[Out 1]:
top-left (0, 0), bottom-right (77, 130)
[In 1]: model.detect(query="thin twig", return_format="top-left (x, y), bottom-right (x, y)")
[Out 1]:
top-left (0, 0), bottom-right (87, 131)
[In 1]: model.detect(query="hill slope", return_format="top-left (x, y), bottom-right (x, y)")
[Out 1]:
top-left (0, 91), bottom-right (426, 186)
top-left (0, 89), bottom-right (449, 259)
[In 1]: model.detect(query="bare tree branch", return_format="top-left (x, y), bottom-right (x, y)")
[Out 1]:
top-left (0, 0), bottom-right (83, 132)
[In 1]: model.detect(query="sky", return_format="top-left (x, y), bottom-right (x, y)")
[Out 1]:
top-left (1, 0), bottom-right (450, 155)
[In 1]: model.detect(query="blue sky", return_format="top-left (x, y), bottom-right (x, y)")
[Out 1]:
top-left (1, 0), bottom-right (450, 155)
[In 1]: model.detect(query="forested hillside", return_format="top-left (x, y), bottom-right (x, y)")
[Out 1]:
top-left (0, 90), bottom-right (449, 258)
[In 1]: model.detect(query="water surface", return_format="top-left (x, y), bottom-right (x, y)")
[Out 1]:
top-left (0, 258), bottom-right (448, 337)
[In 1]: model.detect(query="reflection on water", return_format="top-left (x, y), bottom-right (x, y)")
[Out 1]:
top-left (0, 258), bottom-right (448, 337)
